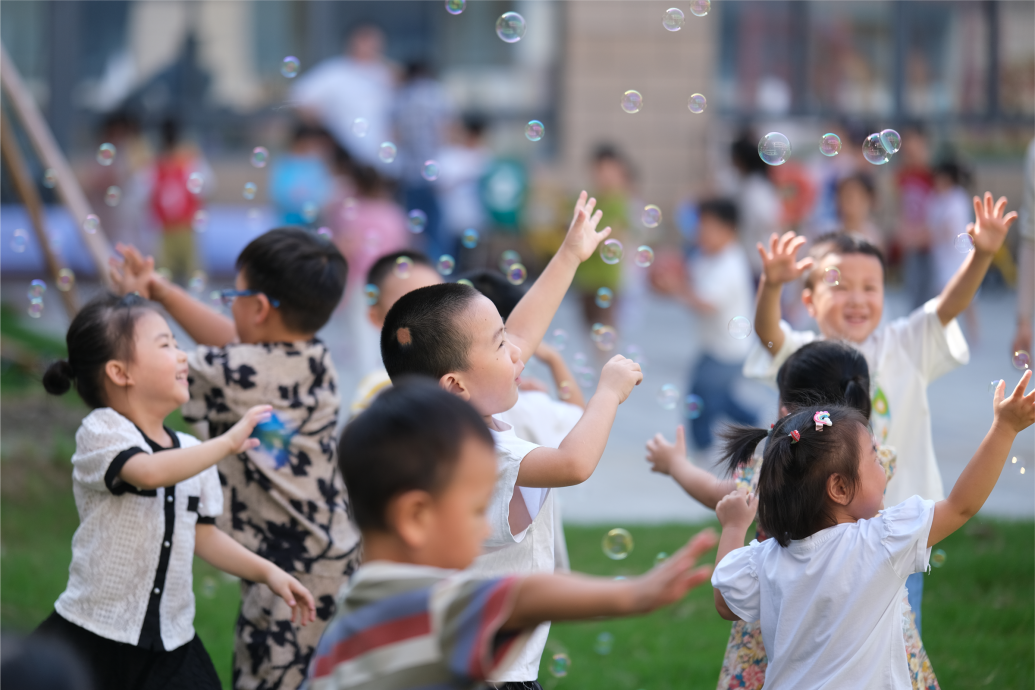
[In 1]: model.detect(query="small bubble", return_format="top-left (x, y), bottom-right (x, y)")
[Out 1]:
top-left (243, 182), bottom-right (258, 201)
top-left (599, 238), bottom-right (624, 265)
top-left (421, 160), bottom-right (439, 181)
top-left (862, 133), bottom-right (891, 166)
top-left (11, 228), bottom-right (29, 253)
top-left (642, 205), bottom-right (662, 228)
top-left (687, 93), bottom-right (707, 114)
top-left (988, 379), bottom-right (1002, 394)
top-left (351, 118), bottom-right (369, 138)
top-left (689, 0), bottom-right (711, 17)
top-left (507, 263), bottom-right (528, 285)
top-left (635, 245), bottom-right (655, 267)
top-left (281, 56), bottom-right (300, 78)
top-left (621, 90), bottom-right (643, 114)
top-left (188, 270), bottom-right (207, 295)
top-left (595, 631), bottom-right (615, 655)
top-left (302, 201), bottom-right (319, 223)
top-left (186, 172), bottom-right (204, 195)
top-left (823, 266), bottom-right (841, 286)
top-left (591, 324), bottom-right (618, 351)
top-left (29, 279), bottom-right (47, 300)
top-left (658, 384), bottom-right (679, 410)
top-left (342, 197), bottom-right (358, 221)
top-left (768, 341), bottom-right (774, 348)
top-left (525, 120), bottom-right (545, 142)
top-left (42, 168), bottom-right (57, 188)
top-left (550, 329), bottom-right (568, 351)
top-left (558, 380), bottom-right (574, 400)
top-left (1012, 456), bottom-right (1018, 463)
top-left (461, 228), bottom-right (480, 249)
top-left (655, 551), bottom-right (669, 566)
top-left (456, 278), bottom-right (474, 288)
top-left (879, 129), bottom-right (902, 154)
top-left (407, 209), bottom-right (428, 234)
top-left (1013, 350), bottom-right (1031, 370)
top-left (200, 575), bottom-right (218, 598)
top-left (445, 0), bottom-right (465, 14)
top-left (56, 268), bottom-right (75, 292)
top-left (602, 528), bottom-right (634, 560)
top-left (728, 316), bottom-right (752, 340)
top-left (192, 210), bottom-right (209, 233)
top-left (574, 352), bottom-right (588, 367)
top-left (104, 186), bottom-right (122, 207)
top-left (496, 12), bottom-right (526, 43)
top-left (576, 366), bottom-right (596, 389)
top-left (930, 549), bottom-right (946, 568)
top-left (27, 301), bottom-right (43, 319)
top-left (250, 146), bottom-right (269, 168)
top-left (663, 7), bottom-right (685, 30)
top-left (437, 254), bottom-right (456, 276)
top-left (819, 133), bottom-right (842, 157)
top-left (548, 653), bottom-right (571, 678)
top-left (954, 233), bottom-right (974, 253)
top-left (83, 214), bottom-right (100, 234)
top-left (595, 286), bottom-right (614, 309)
top-left (378, 142), bottom-right (397, 163)
top-left (394, 256), bottom-right (413, 279)
top-left (625, 344), bottom-right (646, 366)
top-left (758, 132), bottom-right (791, 166)
top-left (499, 249), bottom-right (522, 272)
top-left (364, 284), bottom-right (380, 306)
top-left (96, 143), bottom-right (116, 166)
top-left (316, 226), bottom-right (332, 238)
top-left (685, 394), bottom-right (704, 419)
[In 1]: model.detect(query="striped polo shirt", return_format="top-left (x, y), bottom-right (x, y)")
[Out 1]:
top-left (306, 561), bottom-right (532, 689)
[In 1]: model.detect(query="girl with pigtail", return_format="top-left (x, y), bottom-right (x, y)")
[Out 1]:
top-left (710, 370), bottom-right (1033, 690)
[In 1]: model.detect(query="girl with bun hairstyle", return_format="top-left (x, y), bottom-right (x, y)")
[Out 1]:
top-left (34, 293), bottom-right (316, 690)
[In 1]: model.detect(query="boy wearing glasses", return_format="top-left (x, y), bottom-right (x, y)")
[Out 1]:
top-left (109, 228), bottom-right (358, 690)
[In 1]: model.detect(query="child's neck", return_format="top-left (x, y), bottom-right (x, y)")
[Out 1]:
top-left (362, 532), bottom-right (453, 569)
top-left (110, 399), bottom-right (172, 446)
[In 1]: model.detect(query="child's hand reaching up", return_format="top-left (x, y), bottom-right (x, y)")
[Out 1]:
top-left (109, 243), bottom-right (169, 301)
top-left (597, 354), bottom-right (643, 404)
top-left (967, 192), bottom-right (1019, 256)
top-left (716, 488), bottom-right (758, 530)
top-left (221, 405), bottom-right (274, 455)
top-left (993, 369), bottom-right (1035, 434)
top-left (560, 191), bottom-right (611, 264)
top-left (646, 425), bottom-right (687, 476)
top-left (758, 231), bottom-right (813, 286)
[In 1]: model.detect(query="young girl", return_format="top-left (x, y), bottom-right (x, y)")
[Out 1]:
top-left (645, 341), bottom-right (937, 689)
top-left (33, 293), bottom-right (316, 690)
top-left (710, 372), bottom-right (1034, 690)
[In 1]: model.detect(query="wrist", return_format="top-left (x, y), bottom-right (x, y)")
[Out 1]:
top-left (149, 274), bottom-right (172, 303)
top-left (989, 419), bottom-right (1021, 439)
top-left (759, 276), bottom-right (784, 294)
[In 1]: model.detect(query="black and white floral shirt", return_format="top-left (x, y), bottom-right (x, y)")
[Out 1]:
top-left (55, 408), bottom-right (222, 651)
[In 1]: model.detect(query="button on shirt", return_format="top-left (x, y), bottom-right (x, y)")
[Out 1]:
top-left (54, 408), bottom-right (222, 651)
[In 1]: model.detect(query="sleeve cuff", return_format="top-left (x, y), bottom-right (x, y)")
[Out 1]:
top-left (197, 516), bottom-right (217, 525)
top-left (104, 447), bottom-right (148, 495)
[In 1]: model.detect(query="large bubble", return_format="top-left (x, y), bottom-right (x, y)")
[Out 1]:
top-left (819, 133), bottom-right (842, 157)
top-left (496, 12), bottom-right (526, 43)
top-left (663, 8), bottom-right (685, 31)
top-left (621, 90), bottom-right (643, 114)
top-left (862, 133), bottom-right (891, 165)
top-left (758, 132), bottom-right (791, 166)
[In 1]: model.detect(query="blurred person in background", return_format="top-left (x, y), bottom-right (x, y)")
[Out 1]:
top-left (89, 111), bottom-right (154, 253)
top-left (730, 132), bottom-right (782, 281)
top-left (895, 125), bottom-right (936, 309)
top-left (292, 24), bottom-right (396, 167)
top-left (927, 159), bottom-right (978, 341)
top-left (1015, 139), bottom-right (1035, 361)
top-left (268, 123), bottom-right (335, 226)
top-left (829, 172), bottom-right (884, 251)
top-left (150, 118), bottom-right (206, 286)
top-left (436, 113), bottom-right (491, 267)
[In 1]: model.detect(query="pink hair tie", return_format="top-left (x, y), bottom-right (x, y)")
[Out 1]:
top-left (814, 410), bottom-right (832, 432)
top-left (789, 430), bottom-right (801, 443)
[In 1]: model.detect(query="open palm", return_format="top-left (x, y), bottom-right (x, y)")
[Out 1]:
top-left (968, 192), bottom-right (1018, 255)
top-left (562, 191), bottom-right (611, 263)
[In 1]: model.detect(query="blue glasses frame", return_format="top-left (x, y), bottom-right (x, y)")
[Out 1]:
top-left (217, 289), bottom-right (280, 308)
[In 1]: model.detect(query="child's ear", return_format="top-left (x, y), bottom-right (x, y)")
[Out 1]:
top-left (254, 294), bottom-right (276, 325)
top-left (826, 473), bottom-right (852, 506)
top-left (105, 360), bottom-right (133, 388)
top-left (439, 372), bottom-right (471, 401)
top-left (390, 490), bottom-right (434, 550)
top-left (802, 287), bottom-right (818, 319)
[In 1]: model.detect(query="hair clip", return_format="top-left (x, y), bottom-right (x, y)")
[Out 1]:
top-left (789, 430), bottom-right (800, 443)
top-left (814, 410), bottom-right (832, 432)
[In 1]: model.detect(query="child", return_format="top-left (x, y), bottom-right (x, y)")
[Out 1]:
top-left (748, 193), bottom-right (1017, 627)
top-left (829, 172), bottom-right (884, 251)
top-left (651, 198), bottom-right (757, 450)
top-left (646, 341), bottom-right (938, 690)
top-left (109, 228), bottom-right (357, 690)
top-left (711, 372), bottom-right (1034, 689)
top-left (379, 192), bottom-right (643, 685)
top-left (34, 293), bottom-right (315, 690)
top-left (308, 379), bottom-right (718, 689)
top-left (926, 161), bottom-right (977, 339)
top-left (150, 118), bottom-right (206, 286)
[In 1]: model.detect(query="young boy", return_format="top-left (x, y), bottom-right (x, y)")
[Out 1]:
top-left (652, 199), bottom-right (757, 450)
top-left (747, 192), bottom-right (1017, 634)
top-left (109, 228), bottom-right (359, 690)
top-left (310, 379), bottom-right (718, 689)
top-left (380, 193), bottom-right (643, 685)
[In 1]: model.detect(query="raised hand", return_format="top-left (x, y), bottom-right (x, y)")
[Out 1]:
top-left (993, 369), bottom-right (1035, 434)
top-left (222, 405), bottom-right (274, 455)
top-left (758, 231), bottom-right (813, 286)
top-left (632, 528), bottom-right (718, 612)
top-left (597, 354), bottom-right (643, 404)
top-left (967, 192), bottom-right (1018, 255)
top-left (560, 191), bottom-right (611, 263)
top-left (716, 488), bottom-right (758, 529)
top-left (646, 425), bottom-right (687, 476)
top-left (109, 243), bottom-right (165, 300)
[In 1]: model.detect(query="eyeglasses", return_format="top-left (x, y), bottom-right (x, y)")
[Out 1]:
top-left (216, 289), bottom-right (280, 308)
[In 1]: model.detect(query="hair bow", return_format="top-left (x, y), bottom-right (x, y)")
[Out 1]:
top-left (814, 410), bottom-right (832, 431)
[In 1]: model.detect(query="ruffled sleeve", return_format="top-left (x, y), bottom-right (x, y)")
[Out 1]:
top-left (880, 495), bottom-right (936, 579)
top-left (711, 541), bottom-right (763, 623)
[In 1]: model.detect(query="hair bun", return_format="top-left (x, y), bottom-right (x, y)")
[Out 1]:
top-left (842, 377), bottom-right (872, 418)
top-left (42, 360), bottom-right (75, 396)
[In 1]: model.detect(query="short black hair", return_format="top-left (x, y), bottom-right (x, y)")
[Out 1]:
top-left (837, 171), bottom-right (876, 201)
top-left (458, 269), bottom-right (525, 320)
top-left (731, 132), bottom-right (770, 176)
top-left (777, 341), bottom-right (871, 419)
top-left (804, 232), bottom-right (886, 289)
top-left (365, 250), bottom-right (435, 292)
top-left (933, 159), bottom-right (970, 188)
top-left (697, 198), bottom-right (739, 229)
top-left (381, 283), bottom-right (481, 382)
top-left (339, 378), bottom-right (494, 532)
top-left (236, 227), bottom-right (348, 334)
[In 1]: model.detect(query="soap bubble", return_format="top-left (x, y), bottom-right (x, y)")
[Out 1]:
top-left (316, 226), bottom-right (332, 238)
top-left (573, 351), bottom-right (588, 367)
top-left (862, 133), bottom-right (891, 165)
top-left (457, 278), bottom-right (474, 288)
top-left (200, 576), bottom-right (218, 598)
top-left (250, 146), bottom-right (269, 168)
top-left (602, 528), bottom-right (634, 559)
top-left (591, 324), bottom-right (618, 351)
top-left (558, 381), bottom-right (574, 400)
top-left (407, 209), bottom-right (428, 234)
top-left (11, 228), bottom-right (29, 253)
top-left (663, 7), bottom-right (685, 30)
top-left (758, 132), bottom-right (791, 166)
top-left (600, 239), bottom-right (624, 265)
top-left (42, 168), bottom-right (57, 188)
top-left (687, 93), bottom-right (707, 113)
top-left (823, 266), bottom-right (841, 286)
top-left (104, 186), bottom-right (122, 207)
top-left (186, 172), bottom-right (204, 194)
top-left (930, 549), bottom-right (946, 568)
top-left (445, 0), bottom-right (465, 14)
top-left (548, 653), bottom-right (571, 678)
top-left (625, 344), bottom-right (646, 366)
top-left (507, 263), bottom-right (528, 285)
top-left (83, 214), bottom-right (100, 234)
top-left (421, 160), bottom-right (439, 181)
top-left (496, 12), bottom-right (526, 43)
top-left (988, 379), bottom-right (1002, 394)
top-left (525, 120), bottom-right (545, 142)
top-left (595, 287), bottom-right (613, 309)
top-left (819, 133), bottom-right (842, 157)
top-left (56, 268), bottom-right (75, 292)
top-left (728, 316), bottom-right (752, 339)
top-left (437, 254), bottom-right (456, 276)
top-left (394, 256), bottom-right (413, 279)
top-left (655, 551), bottom-right (669, 566)
top-left (378, 142), bottom-right (397, 163)
top-left (595, 631), bottom-right (615, 655)
top-left (879, 129), bottom-right (902, 154)
top-left (281, 56), bottom-right (300, 78)
top-left (29, 279), bottom-right (47, 300)
top-left (192, 210), bottom-right (209, 233)
top-left (364, 284), bottom-right (380, 306)
top-left (96, 142), bottom-right (116, 166)
top-left (461, 228), bottom-right (480, 249)
top-left (188, 270), bottom-right (206, 294)
top-left (28, 301), bottom-right (43, 319)
top-left (550, 328), bottom-right (568, 351)
top-left (621, 90), bottom-right (643, 114)
top-left (1014, 350), bottom-right (1031, 370)
top-left (954, 233), bottom-right (974, 253)
top-left (576, 367), bottom-right (596, 389)
top-left (243, 182), bottom-right (257, 200)
top-left (642, 204), bottom-right (662, 228)
top-left (689, 0), bottom-right (711, 17)
top-left (635, 245), bottom-right (655, 267)
top-left (658, 384), bottom-right (679, 410)
top-left (351, 117), bottom-right (369, 138)
top-left (302, 201), bottom-right (319, 222)
top-left (685, 394), bottom-right (704, 419)
top-left (499, 249), bottom-right (522, 272)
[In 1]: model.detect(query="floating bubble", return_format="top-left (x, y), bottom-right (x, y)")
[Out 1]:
top-left (83, 214), bottom-right (100, 234)
top-left (758, 132), bottom-right (791, 166)
top-left (104, 185), bottom-right (122, 207)
top-left (281, 56), bottom-right (300, 78)
top-left (421, 160), bottom-right (439, 181)
top-left (930, 549), bottom-right (946, 568)
top-left (11, 228), bottom-right (29, 253)
top-left (248, 207), bottom-right (263, 226)
top-left (29, 279), bottom-right (47, 300)
top-left (685, 394), bottom-right (704, 419)
top-left (576, 366), bottom-right (596, 389)
top-left (496, 12), bottom-right (526, 43)
top-left (525, 120), bottom-right (544, 142)
top-left (768, 341), bottom-right (774, 348)
top-left (558, 380), bottom-right (574, 400)
top-left (823, 266), bottom-right (841, 286)
top-left (456, 278), bottom-right (474, 288)
top-left (407, 209), bottom-right (428, 234)
top-left (595, 286), bottom-right (614, 309)
top-left (621, 90), bottom-right (643, 114)
top-left (550, 328), bottom-right (568, 351)
top-left (600, 238), bottom-right (624, 265)
top-left (378, 141), bottom-right (397, 163)
top-left (687, 93), bottom-right (707, 114)
top-left (642, 204), bottom-right (662, 228)
top-left (351, 118), bottom-right (369, 138)
top-left (1014, 350), bottom-right (1031, 370)
top-left (595, 631), bottom-right (615, 655)
top-left (42, 168), bottom-right (57, 188)
top-left (879, 129), bottom-right (902, 155)
top-left (96, 143), bottom-right (116, 166)
top-left (862, 133), bottom-right (891, 166)
top-left (592, 324), bottom-right (618, 351)
top-left (625, 344), bottom-right (646, 366)
top-left (364, 284), bottom-right (380, 306)
top-left (663, 7), bottom-right (685, 30)
top-left (437, 254), bottom-right (456, 276)
top-left (461, 228), bottom-right (480, 249)
top-left (302, 201), bottom-right (319, 223)
top-left (573, 352), bottom-right (588, 367)
top-left (250, 146), bottom-right (269, 168)
top-left (200, 575), bottom-right (218, 598)
top-left (243, 182), bottom-right (258, 201)
top-left (988, 379), bottom-right (1002, 394)
top-left (954, 233), bottom-right (974, 253)
top-left (316, 226), bottom-right (332, 238)
top-left (507, 263), bottom-right (528, 285)
top-left (549, 653), bottom-right (571, 678)
top-left (689, 0), bottom-right (711, 17)
top-left (499, 249), bottom-right (522, 272)
top-left (56, 268), bottom-right (75, 292)
top-left (188, 270), bottom-right (206, 294)
top-left (655, 551), bottom-right (668, 566)
top-left (186, 172), bottom-right (204, 195)
top-left (394, 256), bottom-right (413, 279)
top-left (27, 301), bottom-right (43, 319)
top-left (192, 210), bottom-right (209, 233)
top-left (445, 0), bottom-right (465, 14)
top-left (819, 133), bottom-right (842, 157)
top-left (728, 316), bottom-right (752, 339)
top-left (658, 383), bottom-right (679, 410)
top-left (635, 245), bottom-right (655, 267)
top-left (602, 528), bottom-right (634, 560)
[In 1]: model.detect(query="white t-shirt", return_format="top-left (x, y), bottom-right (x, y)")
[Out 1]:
top-left (712, 496), bottom-right (936, 690)
top-left (926, 186), bottom-right (973, 291)
top-left (743, 298), bottom-right (969, 506)
top-left (690, 242), bottom-right (755, 363)
top-left (497, 390), bottom-right (584, 449)
top-left (469, 419), bottom-right (555, 682)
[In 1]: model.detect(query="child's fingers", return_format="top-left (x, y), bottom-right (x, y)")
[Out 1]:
top-left (972, 195), bottom-right (984, 221)
top-left (795, 257), bottom-right (815, 273)
top-left (683, 527), bottom-right (719, 561)
top-left (1010, 369), bottom-right (1033, 399)
top-left (994, 379), bottom-right (1006, 406)
top-left (595, 225), bottom-right (612, 242)
top-left (679, 564), bottom-right (714, 591)
top-left (675, 424), bottom-right (686, 451)
top-left (571, 190), bottom-right (587, 220)
top-left (1002, 210), bottom-right (1019, 229)
top-left (584, 196), bottom-right (597, 218)
top-left (992, 195), bottom-right (1009, 219)
top-left (756, 243), bottom-right (770, 265)
top-left (768, 233), bottom-right (780, 256)
top-left (983, 191), bottom-right (994, 217)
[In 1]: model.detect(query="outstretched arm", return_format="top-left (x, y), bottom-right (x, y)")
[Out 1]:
top-left (646, 425), bottom-right (735, 509)
top-left (936, 193), bottom-right (1017, 326)
top-left (754, 232), bottom-right (813, 354)
top-left (712, 488), bottom-right (758, 621)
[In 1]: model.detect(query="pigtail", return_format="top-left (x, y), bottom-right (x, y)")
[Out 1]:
top-left (755, 428), bottom-right (801, 546)
top-left (717, 425), bottom-right (770, 477)
top-left (842, 377), bottom-right (872, 419)
top-left (42, 360), bottom-right (75, 396)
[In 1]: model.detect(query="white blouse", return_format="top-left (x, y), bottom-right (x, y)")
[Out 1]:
top-left (54, 408), bottom-right (222, 651)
